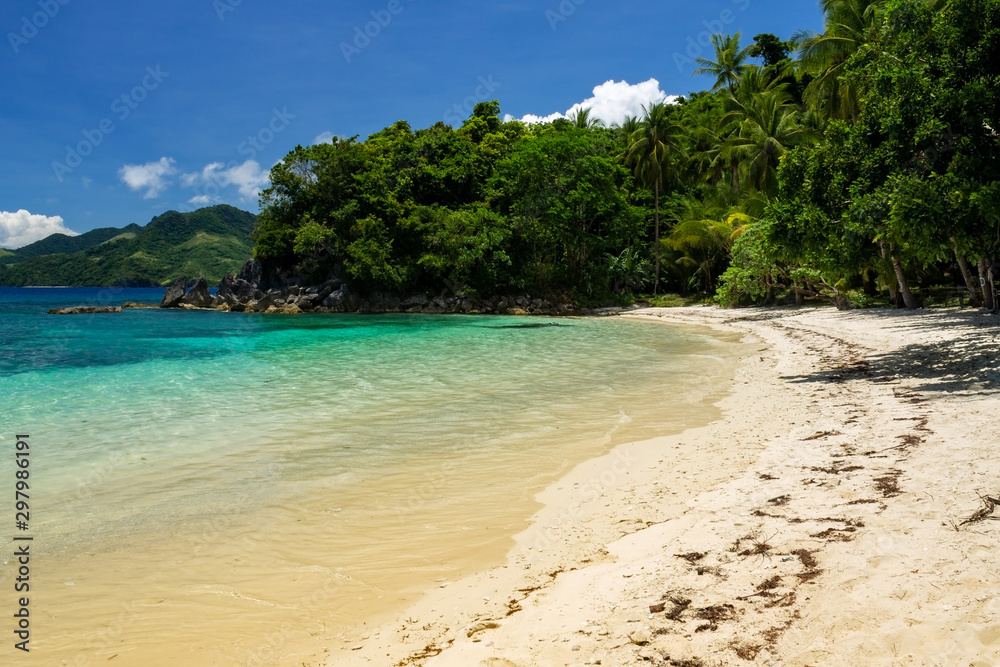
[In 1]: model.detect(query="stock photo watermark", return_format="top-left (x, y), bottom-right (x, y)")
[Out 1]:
top-left (7, 0), bottom-right (70, 54)
top-left (183, 106), bottom-right (294, 208)
top-left (545, 0), bottom-right (586, 31)
top-left (214, 0), bottom-right (244, 21)
top-left (239, 107), bottom-right (296, 159)
top-left (443, 75), bottom-right (501, 126)
top-left (51, 65), bottom-right (170, 183)
top-left (672, 0), bottom-right (752, 73)
top-left (340, 0), bottom-right (413, 63)
top-left (11, 434), bottom-right (32, 653)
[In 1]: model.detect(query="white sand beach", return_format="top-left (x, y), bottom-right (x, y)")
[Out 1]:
top-left (330, 306), bottom-right (1000, 667)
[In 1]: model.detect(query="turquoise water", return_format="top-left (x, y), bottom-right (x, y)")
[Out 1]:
top-left (0, 288), bottom-right (743, 666)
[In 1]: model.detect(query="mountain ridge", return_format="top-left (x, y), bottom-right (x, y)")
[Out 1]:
top-left (0, 205), bottom-right (256, 287)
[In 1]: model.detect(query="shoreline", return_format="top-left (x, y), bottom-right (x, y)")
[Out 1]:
top-left (327, 306), bottom-right (1000, 666)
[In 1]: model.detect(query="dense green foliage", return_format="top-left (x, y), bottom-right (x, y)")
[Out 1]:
top-left (721, 0), bottom-right (1000, 308)
top-left (252, 0), bottom-right (999, 308)
top-left (0, 205), bottom-right (255, 287)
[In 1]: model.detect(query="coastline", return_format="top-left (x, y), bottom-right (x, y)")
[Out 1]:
top-left (327, 306), bottom-right (1000, 667)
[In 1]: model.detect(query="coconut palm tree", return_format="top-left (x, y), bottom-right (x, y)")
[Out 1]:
top-left (617, 114), bottom-right (640, 140)
top-left (624, 102), bottom-right (686, 292)
top-left (693, 33), bottom-right (755, 92)
top-left (570, 107), bottom-right (604, 129)
top-left (719, 90), bottom-right (818, 195)
top-left (793, 0), bottom-right (886, 121)
top-left (666, 186), bottom-right (749, 293)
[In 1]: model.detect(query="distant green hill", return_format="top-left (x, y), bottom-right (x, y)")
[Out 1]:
top-left (0, 205), bottom-right (256, 287)
top-left (3, 224), bottom-right (144, 264)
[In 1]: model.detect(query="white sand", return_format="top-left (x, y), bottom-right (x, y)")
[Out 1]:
top-left (328, 307), bottom-right (1000, 667)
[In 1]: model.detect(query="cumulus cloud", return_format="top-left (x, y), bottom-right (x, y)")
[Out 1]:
top-left (0, 210), bottom-right (77, 249)
top-left (181, 160), bottom-right (271, 203)
top-left (314, 131), bottom-right (336, 144)
top-left (512, 79), bottom-right (681, 127)
top-left (118, 157), bottom-right (177, 199)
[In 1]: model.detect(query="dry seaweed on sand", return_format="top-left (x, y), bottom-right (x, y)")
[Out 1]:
top-left (730, 639), bottom-right (764, 661)
top-left (874, 470), bottom-right (903, 497)
top-left (791, 548), bottom-right (819, 569)
top-left (665, 596), bottom-right (692, 621)
top-left (674, 551), bottom-right (706, 563)
top-left (694, 604), bottom-right (736, 631)
top-left (734, 529), bottom-right (777, 559)
top-left (959, 493), bottom-right (1000, 526)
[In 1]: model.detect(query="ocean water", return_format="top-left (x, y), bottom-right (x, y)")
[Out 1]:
top-left (0, 288), bottom-right (746, 666)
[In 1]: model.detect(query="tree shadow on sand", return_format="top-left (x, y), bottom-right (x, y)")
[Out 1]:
top-left (780, 309), bottom-right (1000, 396)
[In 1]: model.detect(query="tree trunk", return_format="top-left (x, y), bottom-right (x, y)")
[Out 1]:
top-left (880, 241), bottom-right (899, 307)
top-left (979, 258), bottom-right (996, 310)
top-left (952, 238), bottom-right (981, 305)
top-left (653, 180), bottom-right (660, 295)
top-left (794, 282), bottom-right (805, 306)
top-left (892, 254), bottom-right (919, 310)
top-left (862, 270), bottom-right (879, 298)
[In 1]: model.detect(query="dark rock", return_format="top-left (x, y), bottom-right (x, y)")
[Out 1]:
top-left (236, 259), bottom-right (259, 285)
top-left (160, 277), bottom-right (187, 308)
top-left (400, 294), bottom-right (429, 307)
top-left (49, 306), bottom-right (123, 315)
top-left (180, 276), bottom-right (213, 309)
top-left (217, 273), bottom-right (238, 304)
top-left (321, 284), bottom-right (351, 311)
top-left (122, 302), bottom-right (158, 310)
top-left (316, 278), bottom-right (342, 301)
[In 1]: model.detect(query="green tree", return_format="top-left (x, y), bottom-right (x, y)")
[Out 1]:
top-left (624, 103), bottom-right (687, 292)
top-left (749, 33), bottom-right (792, 67)
top-left (793, 0), bottom-right (886, 121)
top-left (720, 90), bottom-right (818, 195)
top-left (693, 33), bottom-right (754, 92)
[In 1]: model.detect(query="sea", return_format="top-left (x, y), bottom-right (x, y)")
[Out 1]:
top-left (0, 287), bottom-right (746, 666)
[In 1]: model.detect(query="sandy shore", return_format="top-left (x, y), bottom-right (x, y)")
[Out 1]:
top-left (328, 306), bottom-right (1000, 667)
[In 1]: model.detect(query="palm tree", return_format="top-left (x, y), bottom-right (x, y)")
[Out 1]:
top-left (570, 107), bottom-right (604, 129)
top-left (617, 114), bottom-right (640, 140)
top-left (693, 33), bottom-right (754, 92)
top-left (793, 0), bottom-right (886, 121)
top-left (734, 64), bottom-right (787, 101)
top-left (666, 185), bottom-right (749, 293)
top-left (719, 90), bottom-right (818, 195)
top-left (624, 102), bottom-right (686, 293)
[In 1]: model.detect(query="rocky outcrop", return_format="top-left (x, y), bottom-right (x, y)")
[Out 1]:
top-left (49, 306), bottom-right (123, 315)
top-left (180, 276), bottom-right (213, 308)
top-left (159, 258), bottom-right (587, 316)
top-left (160, 277), bottom-right (187, 308)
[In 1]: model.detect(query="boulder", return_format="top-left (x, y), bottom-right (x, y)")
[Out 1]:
top-left (400, 294), bottom-right (429, 307)
top-left (321, 284), bottom-right (351, 311)
top-left (180, 276), bottom-right (213, 309)
top-left (216, 273), bottom-right (238, 305)
top-left (160, 277), bottom-right (187, 308)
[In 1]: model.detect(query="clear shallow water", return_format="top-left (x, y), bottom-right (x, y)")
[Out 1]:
top-left (0, 288), bottom-right (745, 666)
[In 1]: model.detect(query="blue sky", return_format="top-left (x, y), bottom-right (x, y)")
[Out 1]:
top-left (0, 0), bottom-right (824, 247)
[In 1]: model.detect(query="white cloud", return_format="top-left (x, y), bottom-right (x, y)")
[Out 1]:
top-left (181, 160), bottom-right (271, 203)
top-left (0, 210), bottom-right (78, 249)
top-left (512, 79), bottom-right (681, 127)
top-left (314, 131), bottom-right (335, 144)
top-left (118, 157), bottom-right (177, 199)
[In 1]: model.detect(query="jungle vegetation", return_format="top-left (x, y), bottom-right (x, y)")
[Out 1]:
top-left (253, 0), bottom-right (1000, 309)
